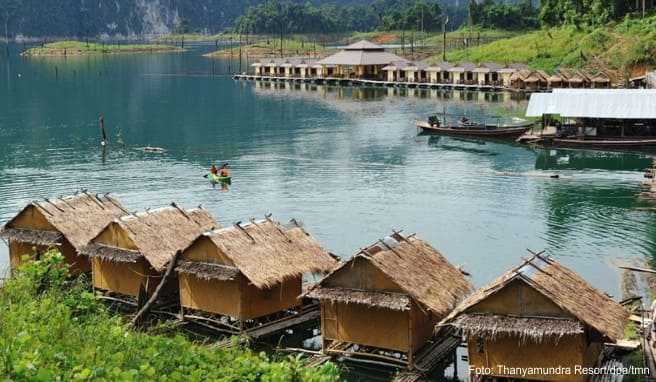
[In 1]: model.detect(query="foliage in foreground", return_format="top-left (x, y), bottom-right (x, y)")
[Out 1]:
top-left (0, 251), bottom-right (340, 381)
top-left (437, 15), bottom-right (656, 73)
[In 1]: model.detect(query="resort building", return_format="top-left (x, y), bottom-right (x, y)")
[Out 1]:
top-left (382, 61), bottom-right (412, 82)
top-left (525, 89), bottom-right (656, 147)
top-left (441, 252), bottom-right (628, 382)
top-left (0, 192), bottom-right (127, 274)
top-left (449, 62), bottom-right (477, 85)
top-left (510, 70), bottom-right (548, 90)
top-left (177, 217), bottom-right (336, 323)
top-left (247, 54), bottom-right (616, 90)
top-left (81, 204), bottom-right (216, 299)
top-left (426, 62), bottom-right (453, 84)
top-left (314, 40), bottom-right (409, 80)
top-left (546, 72), bottom-right (565, 89)
top-left (402, 62), bottom-right (429, 83)
top-left (589, 71), bottom-right (611, 88)
top-left (473, 62), bottom-right (502, 86)
top-left (305, 232), bottom-right (472, 368)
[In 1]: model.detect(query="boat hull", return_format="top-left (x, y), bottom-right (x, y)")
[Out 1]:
top-left (416, 121), bottom-right (532, 139)
top-left (208, 173), bottom-right (231, 184)
top-left (534, 137), bottom-right (656, 149)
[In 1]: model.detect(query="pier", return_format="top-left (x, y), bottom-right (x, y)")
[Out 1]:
top-left (233, 74), bottom-right (516, 92)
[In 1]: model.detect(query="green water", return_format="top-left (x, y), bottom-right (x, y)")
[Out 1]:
top-left (1, 44), bottom-right (655, 307)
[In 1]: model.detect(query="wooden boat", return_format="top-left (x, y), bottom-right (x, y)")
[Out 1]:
top-left (416, 120), bottom-right (533, 139)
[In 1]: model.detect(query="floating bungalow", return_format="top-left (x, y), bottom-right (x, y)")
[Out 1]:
top-left (523, 89), bottom-right (656, 148)
top-left (176, 217), bottom-right (337, 335)
top-left (510, 70), bottom-right (548, 90)
top-left (81, 204), bottom-right (216, 299)
top-left (589, 71), bottom-right (611, 88)
top-left (449, 62), bottom-right (477, 85)
top-left (242, 41), bottom-right (618, 91)
top-left (0, 192), bottom-right (127, 274)
top-left (473, 62), bottom-right (503, 86)
top-left (305, 232), bottom-right (473, 368)
top-left (382, 61), bottom-right (412, 82)
top-left (441, 252), bottom-right (628, 382)
top-left (426, 62), bottom-right (453, 84)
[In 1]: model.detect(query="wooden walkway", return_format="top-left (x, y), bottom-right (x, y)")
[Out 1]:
top-left (392, 333), bottom-right (461, 382)
top-left (245, 308), bottom-right (319, 340)
top-left (233, 74), bottom-right (527, 92)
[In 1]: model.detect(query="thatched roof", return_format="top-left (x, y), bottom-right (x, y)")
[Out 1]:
top-left (83, 243), bottom-right (142, 263)
top-left (307, 232), bottom-right (473, 316)
top-left (442, 253), bottom-right (628, 342)
top-left (0, 228), bottom-right (63, 246)
top-left (451, 314), bottom-right (584, 343)
top-left (176, 260), bottom-right (240, 281)
top-left (306, 286), bottom-right (411, 311)
top-left (185, 218), bottom-right (336, 288)
top-left (87, 205), bottom-right (217, 272)
top-left (1, 192), bottom-right (127, 252)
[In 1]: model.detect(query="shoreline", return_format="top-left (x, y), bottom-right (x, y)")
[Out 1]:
top-left (21, 41), bottom-right (184, 57)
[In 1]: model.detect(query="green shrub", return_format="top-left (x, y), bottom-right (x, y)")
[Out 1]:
top-left (0, 250), bottom-right (340, 381)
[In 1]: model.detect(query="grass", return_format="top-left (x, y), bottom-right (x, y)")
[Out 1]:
top-left (0, 251), bottom-right (340, 381)
top-left (22, 40), bottom-right (183, 57)
top-left (349, 28), bottom-right (518, 45)
top-left (431, 15), bottom-right (656, 74)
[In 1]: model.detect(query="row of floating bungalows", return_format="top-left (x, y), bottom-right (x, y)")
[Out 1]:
top-left (251, 58), bottom-right (612, 90)
top-left (0, 192), bottom-right (630, 381)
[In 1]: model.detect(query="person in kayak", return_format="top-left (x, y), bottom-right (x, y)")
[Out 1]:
top-left (219, 163), bottom-right (230, 177)
top-left (210, 164), bottom-right (218, 176)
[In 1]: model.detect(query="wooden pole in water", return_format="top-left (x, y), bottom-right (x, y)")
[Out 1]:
top-left (99, 114), bottom-right (107, 146)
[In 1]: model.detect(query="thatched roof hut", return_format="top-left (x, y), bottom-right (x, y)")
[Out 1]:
top-left (177, 217), bottom-right (336, 321)
top-left (306, 232), bottom-right (472, 366)
top-left (81, 204), bottom-right (217, 297)
top-left (441, 252), bottom-right (628, 381)
top-left (0, 192), bottom-right (128, 273)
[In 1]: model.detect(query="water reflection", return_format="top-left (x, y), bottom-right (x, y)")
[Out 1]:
top-left (0, 44), bottom-right (652, 302)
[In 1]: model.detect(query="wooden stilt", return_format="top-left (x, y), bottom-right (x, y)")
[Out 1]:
top-left (131, 251), bottom-right (181, 327)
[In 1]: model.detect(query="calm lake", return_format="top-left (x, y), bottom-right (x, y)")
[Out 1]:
top-left (1, 44), bottom-right (655, 309)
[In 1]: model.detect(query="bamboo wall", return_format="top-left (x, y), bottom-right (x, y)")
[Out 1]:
top-left (179, 274), bottom-right (301, 320)
top-left (179, 236), bottom-right (303, 321)
top-left (466, 335), bottom-right (590, 382)
top-left (92, 257), bottom-right (156, 297)
top-left (90, 223), bottom-right (163, 297)
top-left (7, 206), bottom-right (90, 273)
top-left (8, 240), bottom-right (46, 269)
top-left (320, 258), bottom-right (437, 353)
top-left (465, 279), bottom-right (603, 382)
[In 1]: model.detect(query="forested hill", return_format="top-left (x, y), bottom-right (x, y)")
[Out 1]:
top-left (0, 0), bottom-right (370, 39)
top-left (1, 0), bottom-right (477, 39)
top-left (0, 0), bottom-right (255, 38)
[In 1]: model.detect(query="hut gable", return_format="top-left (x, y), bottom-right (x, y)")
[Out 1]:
top-left (85, 205), bottom-right (217, 272)
top-left (1, 193), bottom-right (127, 251)
top-left (308, 233), bottom-right (473, 316)
top-left (185, 218), bottom-right (336, 289)
top-left (443, 253), bottom-right (628, 342)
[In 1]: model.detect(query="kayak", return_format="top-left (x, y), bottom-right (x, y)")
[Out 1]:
top-left (208, 173), bottom-right (231, 184)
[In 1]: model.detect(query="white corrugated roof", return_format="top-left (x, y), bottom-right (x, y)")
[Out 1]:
top-left (526, 89), bottom-right (656, 119)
